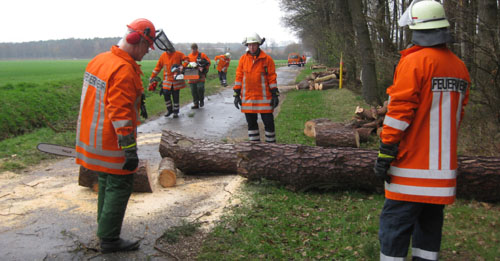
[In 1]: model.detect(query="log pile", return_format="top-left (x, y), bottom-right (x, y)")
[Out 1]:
top-left (158, 130), bottom-right (500, 202)
top-left (303, 101), bottom-right (388, 147)
top-left (296, 67), bottom-right (346, 91)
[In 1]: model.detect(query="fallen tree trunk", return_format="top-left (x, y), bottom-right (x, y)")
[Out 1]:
top-left (236, 142), bottom-right (500, 202)
top-left (296, 79), bottom-right (311, 90)
top-left (78, 160), bottom-right (154, 193)
top-left (159, 131), bottom-right (500, 202)
top-left (304, 118), bottom-right (341, 138)
top-left (159, 130), bottom-right (238, 174)
top-left (314, 74), bottom-right (337, 83)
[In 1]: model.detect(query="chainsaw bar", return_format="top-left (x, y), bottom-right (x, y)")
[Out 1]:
top-left (37, 143), bottom-right (76, 157)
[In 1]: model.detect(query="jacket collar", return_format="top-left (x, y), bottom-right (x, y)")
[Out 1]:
top-left (111, 45), bottom-right (143, 76)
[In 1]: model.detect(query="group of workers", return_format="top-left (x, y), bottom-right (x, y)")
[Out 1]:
top-left (74, 1), bottom-right (471, 260)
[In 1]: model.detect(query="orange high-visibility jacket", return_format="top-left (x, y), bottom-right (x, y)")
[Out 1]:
top-left (184, 51), bottom-right (211, 84)
top-left (76, 45), bottom-right (144, 175)
top-left (151, 51), bottom-right (187, 91)
top-left (214, 55), bottom-right (230, 73)
top-left (234, 50), bottom-right (278, 113)
top-left (381, 45), bottom-right (470, 205)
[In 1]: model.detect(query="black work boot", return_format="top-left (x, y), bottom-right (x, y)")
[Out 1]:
top-left (164, 111), bottom-right (173, 117)
top-left (173, 113), bottom-right (179, 118)
top-left (100, 238), bottom-right (140, 254)
top-left (191, 102), bottom-right (199, 109)
top-left (199, 99), bottom-right (204, 107)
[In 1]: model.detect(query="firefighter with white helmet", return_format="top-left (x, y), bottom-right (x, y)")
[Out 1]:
top-left (233, 33), bottom-right (278, 143)
top-left (214, 52), bottom-right (231, 87)
top-left (376, 1), bottom-right (470, 260)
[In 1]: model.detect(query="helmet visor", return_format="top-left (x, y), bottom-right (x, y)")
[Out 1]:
top-left (154, 29), bottom-right (175, 52)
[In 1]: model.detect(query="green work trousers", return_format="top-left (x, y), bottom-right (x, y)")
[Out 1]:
top-left (97, 172), bottom-right (134, 240)
top-left (189, 81), bottom-right (205, 104)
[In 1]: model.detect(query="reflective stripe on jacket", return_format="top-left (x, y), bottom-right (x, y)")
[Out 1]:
top-left (381, 45), bottom-right (470, 205)
top-left (214, 55), bottom-right (230, 72)
top-left (233, 50), bottom-right (277, 113)
top-left (151, 51), bottom-right (187, 91)
top-left (184, 51), bottom-right (211, 83)
top-left (75, 45), bottom-right (143, 175)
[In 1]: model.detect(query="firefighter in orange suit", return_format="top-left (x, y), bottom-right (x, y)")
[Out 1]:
top-left (185, 43), bottom-right (211, 109)
top-left (374, 1), bottom-right (470, 260)
top-left (214, 52), bottom-right (231, 87)
top-left (149, 46), bottom-right (187, 118)
top-left (233, 33), bottom-right (278, 143)
top-left (75, 18), bottom-right (159, 254)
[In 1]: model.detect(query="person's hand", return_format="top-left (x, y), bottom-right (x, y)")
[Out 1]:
top-left (123, 149), bottom-right (139, 171)
top-left (373, 142), bottom-right (398, 183)
top-left (148, 81), bottom-right (157, 91)
top-left (233, 90), bottom-right (242, 109)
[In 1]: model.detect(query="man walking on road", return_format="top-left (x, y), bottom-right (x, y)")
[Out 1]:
top-left (214, 52), bottom-right (231, 87)
top-left (185, 43), bottom-right (211, 109)
top-left (75, 18), bottom-right (159, 254)
top-left (148, 41), bottom-right (187, 118)
top-left (374, 1), bottom-right (470, 260)
top-left (233, 33), bottom-right (278, 143)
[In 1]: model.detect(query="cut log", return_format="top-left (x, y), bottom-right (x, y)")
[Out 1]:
top-left (318, 79), bottom-right (340, 90)
top-left (159, 130), bottom-right (238, 174)
top-left (314, 74), bottom-right (337, 83)
top-left (310, 65), bottom-right (327, 70)
top-left (158, 157), bottom-right (177, 187)
top-left (355, 106), bottom-right (376, 120)
top-left (315, 126), bottom-right (360, 148)
top-left (356, 127), bottom-right (375, 142)
top-left (296, 79), bottom-right (310, 90)
top-left (158, 131), bottom-right (500, 202)
top-left (78, 160), bottom-right (154, 193)
top-left (304, 118), bottom-right (335, 138)
top-left (361, 117), bottom-right (384, 128)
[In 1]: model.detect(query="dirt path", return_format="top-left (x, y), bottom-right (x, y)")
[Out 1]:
top-left (0, 66), bottom-right (301, 260)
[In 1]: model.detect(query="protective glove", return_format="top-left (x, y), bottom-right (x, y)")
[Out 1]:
top-left (123, 149), bottom-right (139, 171)
top-left (233, 89), bottom-right (242, 109)
top-left (140, 94), bottom-right (148, 119)
top-left (373, 142), bottom-right (398, 184)
top-left (148, 77), bottom-right (161, 91)
top-left (270, 88), bottom-right (279, 109)
top-left (119, 134), bottom-right (139, 171)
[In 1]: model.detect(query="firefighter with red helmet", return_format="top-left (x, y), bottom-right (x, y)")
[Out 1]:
top-left (233, 33), bottom-right (278, 143)
top-left (76, 18), bottom-right (160, 253)
top-left (374, 1), bottom-right (470, 259)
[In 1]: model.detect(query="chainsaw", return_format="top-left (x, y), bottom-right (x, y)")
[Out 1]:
top-left (37, 143), bottom-right (76, 157)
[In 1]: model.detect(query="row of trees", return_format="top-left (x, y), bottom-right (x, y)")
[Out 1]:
top-left (0, 39), bottom-right (303, 61)
top-left (281, 0), bottom-right (499, 124)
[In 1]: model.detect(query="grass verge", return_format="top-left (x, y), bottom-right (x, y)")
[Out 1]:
top-left (197, 83), bottom-right (500, 260)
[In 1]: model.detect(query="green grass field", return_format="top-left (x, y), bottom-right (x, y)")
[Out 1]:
top-left (0, 59), bottom-right (232, 171)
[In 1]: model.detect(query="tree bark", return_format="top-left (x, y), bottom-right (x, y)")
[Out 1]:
top-left (315, 126), bottom-right (360, 148)
top-left (78, 160), bottom-right (154, 193)
top-left (158, 132), bottom-right (500, 202)
top-left (347, 0), bottom-right (380, 105)
top-left (304, 119), bottom-right (342, 138)
top-left (159, 130), bottom-right (238, 174)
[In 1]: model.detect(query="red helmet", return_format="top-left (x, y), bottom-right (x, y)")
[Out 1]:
top-left (127, 18), bottom-right (156, 49)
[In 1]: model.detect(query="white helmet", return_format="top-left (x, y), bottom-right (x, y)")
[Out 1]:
top-left (225, 52), bottom-right (231, 57)
top-left (242, 33), bottom-right (265, 46)
top-left (398, 0), bottom-right (450, 30)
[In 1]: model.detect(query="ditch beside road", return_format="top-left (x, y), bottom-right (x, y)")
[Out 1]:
top-left (0, 65), bottom-right (301, 260)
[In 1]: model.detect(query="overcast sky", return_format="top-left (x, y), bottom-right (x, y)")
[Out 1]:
top-left (1, 0), bottom-right (298, 45)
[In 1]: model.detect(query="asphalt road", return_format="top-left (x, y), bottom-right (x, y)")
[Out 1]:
top-left (0, 65), bottom-right (301, 260)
